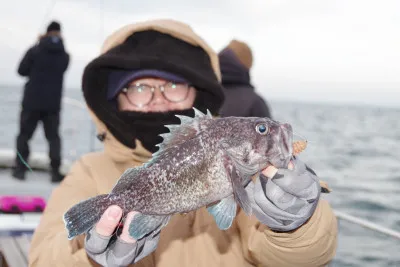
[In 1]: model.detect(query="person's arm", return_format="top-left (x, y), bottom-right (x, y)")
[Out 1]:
top-left (237, 159), bottom-right (338, 267)
top-left (17, 47), bottom-right (36, 77)
top-left (237, 199), bottom-right (337, 267)
top-left (29, 156), bottom-right (161, 267)
top-left (28, 158), bottom-right (98, 267)
top-left (63, 52), bottom-right (70, 72)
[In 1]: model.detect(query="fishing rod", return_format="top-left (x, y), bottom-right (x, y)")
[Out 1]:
top-left (0, 0), bottom-right (58, 50)
top-left (38, 0), bottom-right (58, 33)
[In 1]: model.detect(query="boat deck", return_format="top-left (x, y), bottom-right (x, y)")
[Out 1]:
top-left (0, 169), bottom-right (54, 267)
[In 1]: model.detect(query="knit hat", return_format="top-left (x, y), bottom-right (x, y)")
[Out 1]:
top-left (221, 40), bottom-right (253, 70)
top-left (46, 21), bottom-right (61, 33)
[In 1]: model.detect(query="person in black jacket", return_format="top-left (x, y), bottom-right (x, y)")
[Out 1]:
top-left (218, 39), bottom-right (272, 118)
top-left (13, 21), bottom-right (70, 182)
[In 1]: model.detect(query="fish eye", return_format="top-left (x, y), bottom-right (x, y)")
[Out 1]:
top-left (255, 123), bottom-right (269, 135)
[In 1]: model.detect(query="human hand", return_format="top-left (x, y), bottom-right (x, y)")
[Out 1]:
top-left (85, 205), bottom-right (160, 267)
top-left (246, 157), bottom-right (321, 232)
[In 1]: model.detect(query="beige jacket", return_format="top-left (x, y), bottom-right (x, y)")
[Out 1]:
top-left (28, 19), bottom-right (338, 267)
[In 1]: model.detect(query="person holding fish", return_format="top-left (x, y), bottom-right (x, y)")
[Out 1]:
top-left (28, 19), bottom-right (338, 267)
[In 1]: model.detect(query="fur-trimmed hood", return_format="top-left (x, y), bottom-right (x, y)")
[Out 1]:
top-left (82, 19), bottom-right (224, 162)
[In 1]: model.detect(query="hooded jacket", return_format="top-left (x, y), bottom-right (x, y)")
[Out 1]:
top-left (28, 20), bottom-right (337, 267)
top-left (218, 47), bottom-right (272, 118)
top-left (17, 34), bottom-right (70, 111)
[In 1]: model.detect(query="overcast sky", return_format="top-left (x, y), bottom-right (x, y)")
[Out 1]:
top-left (1, 0), bottom-right (399, 107)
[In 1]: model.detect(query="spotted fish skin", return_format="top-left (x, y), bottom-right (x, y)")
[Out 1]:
top-left (112, 139), bottom-right (232, 215)
top-left (63, 108), bottom-right (294, 240)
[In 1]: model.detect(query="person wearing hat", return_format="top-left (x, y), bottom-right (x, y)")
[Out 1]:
top-left (218, 39), bottom-right (272, 118)
top-left (28, 19), bottom-right (337, 267)
top-left (13, 20), bottom-right (69, 183)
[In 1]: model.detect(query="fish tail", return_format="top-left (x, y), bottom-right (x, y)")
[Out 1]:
top-left (63, 194), bottom-right (116, 240)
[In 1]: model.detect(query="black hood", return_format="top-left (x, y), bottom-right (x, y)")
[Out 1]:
top-left (218, 48), bottom-right (253, 88)
top-left (82, 30), bottom-right (225, 152)
top-left (39, 35), bottom-right (65, 53)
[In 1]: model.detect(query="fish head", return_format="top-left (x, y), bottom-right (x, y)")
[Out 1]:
top-left (219, 117), bottom-right (294, 171)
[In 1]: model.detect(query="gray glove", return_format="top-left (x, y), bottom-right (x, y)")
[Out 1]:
top-left (246, 157), bottom-right (321, 232)
top-left (85, 224), bottom-right (160, 267)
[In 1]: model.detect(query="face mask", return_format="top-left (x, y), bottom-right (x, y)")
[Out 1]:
top-left (98, 88), bottom-right (216, 153)
top-left (104, 108), bottom-right (196, 153)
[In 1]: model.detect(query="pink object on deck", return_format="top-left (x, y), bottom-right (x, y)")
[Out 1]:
top-left (0, 195), bottom-right (46, 213)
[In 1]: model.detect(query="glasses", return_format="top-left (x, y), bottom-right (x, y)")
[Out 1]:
top-left (121, 82), bottom-right (191, 107)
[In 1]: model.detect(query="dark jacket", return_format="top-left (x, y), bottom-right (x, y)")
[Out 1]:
top-left (17, 35), bottom-right (70, 111)
top-left (218, 49), bottom-right (272, 118)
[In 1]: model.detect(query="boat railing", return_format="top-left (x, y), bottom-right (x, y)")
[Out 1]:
top-left (334, 210), bottom-right (400, 239)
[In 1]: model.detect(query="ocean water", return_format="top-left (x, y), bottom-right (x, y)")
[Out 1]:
top-left (270, 101), bottom-right (400, 267)
top-left (0, 85), bottom-right (99, 159)
top-left (1, 85), bottom-right (399, 266)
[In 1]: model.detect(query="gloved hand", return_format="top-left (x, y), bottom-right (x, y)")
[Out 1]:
top-left (246, 157), bottom-right (321, 232)
top-left (84, 206), bottom-right (160, 267)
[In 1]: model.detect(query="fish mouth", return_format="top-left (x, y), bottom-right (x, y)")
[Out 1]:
top-left (267, 156), bottom-right (292, 170)
top-left (268, 123), bottom-right (293, 169)
top-left (262, 158), bottom-right (294, 177)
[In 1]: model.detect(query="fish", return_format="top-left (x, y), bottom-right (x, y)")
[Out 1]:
top-left (63, 108), bottom-right (322, 241)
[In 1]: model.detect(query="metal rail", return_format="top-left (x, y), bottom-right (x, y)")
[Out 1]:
top-left (334, 210), bottom-right (400, 239)
top-left (62, 97), bottom-right (87, 109)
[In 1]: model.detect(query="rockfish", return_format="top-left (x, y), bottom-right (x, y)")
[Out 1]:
top-left (64, 108), bottom-right (299, 240)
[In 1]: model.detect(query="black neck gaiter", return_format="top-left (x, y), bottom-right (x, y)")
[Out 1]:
top-left (105, 108), bottom-right (196, 153)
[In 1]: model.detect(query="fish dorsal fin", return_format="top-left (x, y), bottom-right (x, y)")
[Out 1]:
top-left (151, 108), bottom-right (213, 159)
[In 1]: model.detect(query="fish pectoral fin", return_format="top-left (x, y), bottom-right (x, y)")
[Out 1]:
top-left (207, 195), bottom-right (237, 230)
top-left (230, 164), bottom-right (253, 216)
top-left (222, 153), bottom-right (253, 217)
top-left (129, 213), bottom-right (171, 240)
